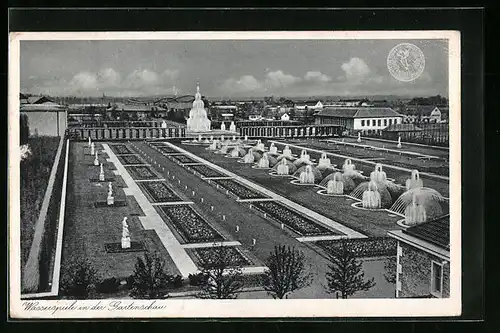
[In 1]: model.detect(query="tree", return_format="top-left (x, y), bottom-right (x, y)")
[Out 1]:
top-left (60, 258), bottom-right (100, 299)
top-left (198, 246), bottom-right (244, 299)
top-left (325, 239), bottom-right (375, 298)
top-left (262, 245), bottom-right (313, 299)
top-left (130, 250), bottom-right (173, 299)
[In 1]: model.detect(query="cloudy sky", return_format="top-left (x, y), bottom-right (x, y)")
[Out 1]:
top-left (20, 39), bottom-right (448, 98)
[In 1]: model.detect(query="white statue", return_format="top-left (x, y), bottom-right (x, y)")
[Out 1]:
top-left (161, 120), bottom-right (167, 128)
top-left (90, 142), bottom-right (95, 156)
top-left (121, 217), bottom-right (131, 249)
top-left (229, 121), bottom-right (236, 132)
top-left (220, 122), bottom-right (226, 131)
top-left (99, 163), bottom-right (105, 181)
top-left (88, 136), bottom-right (91, 147)
top-left (186, 82), bottom-right (211, 132)
top-left (94, 151), bottom-right (99, 166)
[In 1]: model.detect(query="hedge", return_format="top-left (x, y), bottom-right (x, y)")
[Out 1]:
top-left (316, 237), bottom-right (397, 258)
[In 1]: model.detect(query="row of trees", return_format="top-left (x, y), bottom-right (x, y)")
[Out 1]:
top-left (60, 240), bottom-right (379, 300)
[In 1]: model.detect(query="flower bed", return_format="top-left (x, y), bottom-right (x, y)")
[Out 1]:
top-left (188, 164), bottom-right (226, 178)
top-left (125, 165), bottom-right (158, 180)
top-left (316, 237), bottom-right (397, 258)
top-left (253, 201), bottom-right (337, 236)
top-left (118, 154), bottom-right (144, 165)
top-left (169, 154), bottom-right (199, 164)
top-left (213, 179), bottom-right (269, 200)
top-left (110, 144), bottom-right (133, 155)
top-left (156, 145), bottom-right (182, 154)
top-left (139, 181), bottom-right (182, 203)
top-left (158, 205), bottom-right (224, 243)
top-left (194, 247), bottom-right (252, 268)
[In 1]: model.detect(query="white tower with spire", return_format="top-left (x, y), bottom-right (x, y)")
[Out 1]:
top-left (186, 82), bottom-right (211, 132)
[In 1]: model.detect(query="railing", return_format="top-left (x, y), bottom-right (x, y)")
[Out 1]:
top-left (238, 124), bottom-right (345, 138)
top-left (66, 126), bottom-right (187, 141)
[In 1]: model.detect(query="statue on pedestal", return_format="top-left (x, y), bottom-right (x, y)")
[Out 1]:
top-left (94, 151), bottom-right (99, 166)
top-left (220, 122), bottom-right (226, 131)
top-left (90, 142), bottom-right (95, 156)
top-left (121, 217), bottom-right (131, 249)
top-left (107, 182), bottom-right (114, 205)
top-left (229, 121), bottom-right (236, 132)
top-left (99, 163), bottom-right (105, 181)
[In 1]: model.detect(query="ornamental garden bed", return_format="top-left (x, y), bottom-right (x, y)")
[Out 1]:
top-left (213, 179), bottom-right (269, 200)
top-left (169, 154), bottom-right (199, 164)
top-left (188, 164), bottom-right (226, 178)
top-left (192, 246), bottom-right (253, 269)
top-left (125, 165), bottom-right (158, 180)
top-left (109, 144), bottom-right (133, 155)
top-left (138, 181), bottom-right (183, 203)
top-left (315, 237), bottom-right (397, 258)
top-left (158, 205), bottom-right (225, 243)
top-left (118, 154), bottom-right (144, 165)
top-left (156, 145), bottom-right (182, 154)
top-left (252, 201), bottom-right (338, 236)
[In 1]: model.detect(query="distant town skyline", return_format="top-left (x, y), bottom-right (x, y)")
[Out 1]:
top-left (21, 39), bottom-right (449, 98)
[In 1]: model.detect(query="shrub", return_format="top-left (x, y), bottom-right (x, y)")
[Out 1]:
top-left (60, 258), bottom-right (100, 299)
top-left (170, 275), bottom-right (184, 289)
top-left (96, 277), bottom-right (121, 294)
top-left (129, 251), bottom-right (174, 299)
top-left (188, 272), bottom-right (208, 286)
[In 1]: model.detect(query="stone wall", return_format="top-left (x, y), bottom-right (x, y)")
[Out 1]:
top-left (399, 242), bottom-right (450, 298)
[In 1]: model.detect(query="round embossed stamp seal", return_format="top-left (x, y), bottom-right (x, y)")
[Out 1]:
top-left (387, 43), bottom-right (425, 82)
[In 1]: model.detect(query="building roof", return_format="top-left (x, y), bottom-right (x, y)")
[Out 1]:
top-left (315, 107), bottom-right (402, 118)
top-left (403, 215), bottom-right (450, 250)
top-left (20, 103), bottom-right (66, 111)
top-left (110, 103), bottom-right (166, 111)
top-left (405, 105), bottom-right (440, 116)
top-left (384, 123), bottom-right (423, 132)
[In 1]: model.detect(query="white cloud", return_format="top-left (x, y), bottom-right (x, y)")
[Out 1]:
top-left (125, 69), bottom-right (160, 87)
top-left (96, 68), bottom-right (121, 87)
top-left (304, 71), bottom-right (332, 83)
top-left (264, 70), bottom-right (302, 88)
top-left (220, 75), bottom-right (262, 93)
top-left (340, 57), bottom-right (371, 81)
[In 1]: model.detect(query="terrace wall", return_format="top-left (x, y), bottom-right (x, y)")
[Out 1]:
top-left (239, 124), bottom-right (345, 138)
top-left (66, 126), bottom-right (186, 141)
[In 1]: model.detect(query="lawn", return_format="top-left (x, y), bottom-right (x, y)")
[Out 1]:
top-left (20, 136), bottom-right (61, 268)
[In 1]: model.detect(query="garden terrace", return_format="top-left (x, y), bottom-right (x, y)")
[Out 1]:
top-left (186, 164), bottom-right (227, 178)
top-left (157, 205), bottom-right (225, 244)
top-left (21, 136), bottom-right (61, 268)
top-left (138, 181), bottom-right (183, 203)
top-left (149, 143), bottom-right (182, 154)
top-left (117, 154), bottom-right (145, 165)
top-left (212, 179), bottom-right (270, 200)
top-left (253, 201), bottom-right (342, 237)
top-left (176, 144), bottom-right (403, 237)
top-left (315, 237), bottom-right (397, 258)
top-left (125, 165), bottom-right (160, 180)
top-left (191, 246), bottom-right (253, 269)
top-left (168, 154), bottom-right (199, 164)
top-left (108, 144), bottom-right (133, 155)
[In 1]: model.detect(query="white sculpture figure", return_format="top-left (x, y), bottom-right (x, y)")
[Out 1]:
top-left (282, 145), bottom-right (292, 158)
top-left (318, 152), bottom-right (331, 168)
top-left (121, 217), bottom-right (131, 249)
top-left (99, 163), bottom-right (105, 181)
top-left (94, 151), bottom-right (99, 166)
top-left (88, 136), bottom-right (91, 147)
top-left (370, 163), bottom-right (387, 183)
top-left (406, 170), bottom-right (424, 190)
top-left (404, 193), bottom-right (427, 225)
top-left (277, 158), bottom-right (289, 175)
top-left (230, 121), bottom-right (236, 132)
top-left (357, 132), bottom-right (362, 143)
top-left (186, 82), bottom-right (211, 132)
top-left (232, 135), bottom-right (236, 142)
top-left (397, 136), bottom-right (402, 149)
top-left (107, 182), bottom-right (114, 205)
top-left (362, 181), bottom-right (382, 209)
top-left (269, 142), bottom-right (278, 154)
top-left (90, 142), bottom-right (95, 156)
top-left (299, 165), bottom-right (315, 184)
top-left (327, 172), bottom-right (344, 195)
top-left (220, 122), bottom-right (226, 131)
top-left (161, 120), bottom-right (167, 128)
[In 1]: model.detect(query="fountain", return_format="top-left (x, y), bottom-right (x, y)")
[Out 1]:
top-left (257, 153), bottom-right (270, 168)
top-left (276, 158), bottom-right (290, 175)
top-left (244, 135), bottom-right (248, 142)
top-left (370, 163), bottom-right (387, 183)
top-left (218, 144), bottom-right (230, 155)
top-left (390, 187), bottom-right (446, 218)
top-left (186, 83), bottom-right (211, 132)
top-left (220, 122), bottom-right (226, 131)
top-left (161, 120), bottom-right (167, 128)
top-left (342, 159), bottom-right (356, 174)
top-left (357, 132), bottom-right (361, 143)
top-left (90, 142), bottom-right (95, 156)
top-left (230, 121), bottom-right (237, 132)
top-left (230, 146), bottom-right (246, 158)
top-left (207, 139), bottom-right (219, 150)
top-left (406, 170), bottom-right (424, 190)
top-left (99, 163), bottom-right (105, 182)
top-left (299, 165), bottom-right (316, 184)
top-left (362, 181), bottom-right (382, 209)
top-left (94, 151), bottom-right (99, 166)
top-left (221, 135), bottom-right (225, 143)
top-left (327, 172), bottom-right (344, 195)
top-left (269, 143), bottom-right (278, 155)
top-left (88, 136), bottom-right (91, 148)
top-left (243, 149), bottom-right (256, 163)
top-left (121, 217), bottom-right (131, 249)
top-left (404, 193), bottom-right (427, 226)
top-left (107, 182), bottom-right (114, 206)
top-left (255, 139), bottom-right (265, 151)
top-left (317, 152), bottom-right (332, 169)
top-left (282, 145), bottom-right (292, 158)
top-left (210, 135), bottom-right (214, 142)
top-left (397, 136), bottom-right (402, 149)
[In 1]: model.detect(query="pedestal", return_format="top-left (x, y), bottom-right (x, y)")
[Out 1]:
top-left (121, 237), bottom-right (131, 249)
top-left (99, 173), bottom-right (105, 182)
top-left (107, 196), bottom-right (115, 206)
top-left (94, 159), bottom-right (99, 166)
